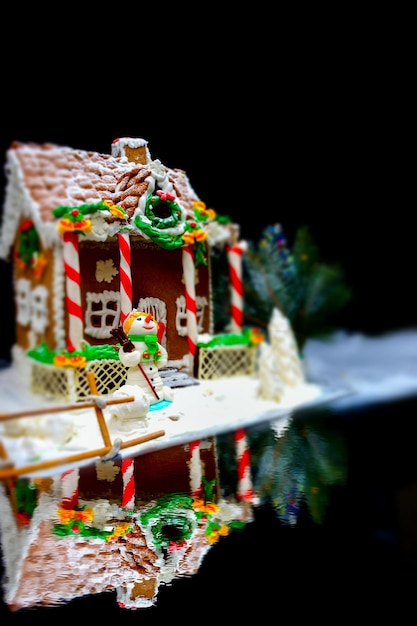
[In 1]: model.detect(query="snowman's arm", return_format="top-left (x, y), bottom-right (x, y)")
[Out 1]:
top-left (111, 326), bottom-right (135, 352)
top-left (119, 349), bottom-right (142, 368)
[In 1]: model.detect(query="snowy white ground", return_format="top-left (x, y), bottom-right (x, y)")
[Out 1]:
top-left (0, 366), bottom-right (326, 477)
top-left (1, 327), bottom-right (417, 478)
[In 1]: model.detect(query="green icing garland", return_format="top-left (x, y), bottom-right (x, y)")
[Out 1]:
top-left (134, 218), bottom-right (185, 251)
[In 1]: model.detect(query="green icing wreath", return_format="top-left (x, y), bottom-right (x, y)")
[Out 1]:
top-left (134, 192), bottom-right (187, 250)
top-left (144, 192), bottom-right (184, 230)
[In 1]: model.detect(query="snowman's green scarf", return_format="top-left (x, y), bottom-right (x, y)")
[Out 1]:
top-left (127, 334), bottom-right (161, 360)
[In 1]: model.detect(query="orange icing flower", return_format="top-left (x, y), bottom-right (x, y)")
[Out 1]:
top-left (113, 522), bottom-right (132, 536)
top-left (192, 500), bottom-right (219, 515)
top-left (57, 507), bottom-right (94, 524)
top-left (53, 354), bottom-right (86, 368)
top-left (53, 354), bottom-right (69, 367)
top-left (218, 524), bottom-right (230, 537)
top-left (103, 199), bottom-right (127, 218)
top-left (182, 227), bottom-right (208, 246)
top-left (193, 201), bottom-right (207, 211)
top-left (193, 200), bottom-right (217, 222)
top-left (206, 524), bottom-right (230, 544)
top-left (57, 218), bottom-right (92, 235)
top-left (68, 355), bottom-right (86, 368)
top-left (106, 522), bottom-right (132, 541)
top-left (249, 327), bottom-right (265, 346)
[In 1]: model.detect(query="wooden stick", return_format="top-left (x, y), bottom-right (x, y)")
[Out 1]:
top-left (136, 361), bottom-right (160, 400)
top-left (86, 372), bottom-right (112, 448)
top-left (0, 395), bottom-right (135, 423)
top-left (0, 440), bottom-right (13, 470)
top-left (0, 439), bottom-right (9, 461)
top-left (0, 429), bottom-right (165, 481)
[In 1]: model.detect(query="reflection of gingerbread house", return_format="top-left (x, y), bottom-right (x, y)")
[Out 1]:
top-left (0, 422), bottom-right (253, 610)
top-left (0, 138), bottom-right (240, 401)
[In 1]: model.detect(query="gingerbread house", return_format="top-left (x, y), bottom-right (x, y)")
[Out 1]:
top-left (0, 138), bottom-right (326, 614)
top-left (0, 138), bottom-right (246, 402)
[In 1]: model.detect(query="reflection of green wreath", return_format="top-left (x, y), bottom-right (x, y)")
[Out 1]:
top-left (140, 493), bottom-right (195, 550)
top-left (145, 193), bottom-right (183, 230)
top-left (147, 511), bottom-right (195, 550)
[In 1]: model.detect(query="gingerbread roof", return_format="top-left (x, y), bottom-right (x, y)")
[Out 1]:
top-left (0, 139), bottom-right (202, 258)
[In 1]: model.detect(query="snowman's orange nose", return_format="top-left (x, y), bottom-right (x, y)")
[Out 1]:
top-left (145, 313), bottom-right (153, 323)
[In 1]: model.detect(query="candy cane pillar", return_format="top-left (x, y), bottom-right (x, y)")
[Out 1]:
top-left (188, 440), bottom-right (203, 498)
top-left (118, 231), bottom-right (132, 325)
top-left (182, 245), bottom-right (198, 371)
top-left (60, 468), bottom-right (80, 510)
top-left (63, 231), bottom-right (83, 352)
top-left (121, 457), bottom-right (135, 510)
top-left (227, 244), bottom-right (253, 502)
top-left (226, 242), bottom-right (246, 333)
top-left (235, 428), bottom-right (254, 502)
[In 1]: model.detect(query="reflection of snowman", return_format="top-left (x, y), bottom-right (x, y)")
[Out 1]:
top-left (109, 311), bottom-right (174, 432)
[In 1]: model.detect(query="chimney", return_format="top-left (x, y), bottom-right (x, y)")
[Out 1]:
top-left (111, 137), bottom-right (151, 164)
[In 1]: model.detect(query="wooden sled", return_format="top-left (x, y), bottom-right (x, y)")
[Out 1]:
top-left (0, 372), bottom-right (165, 480)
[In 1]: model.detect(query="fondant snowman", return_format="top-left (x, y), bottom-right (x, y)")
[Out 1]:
top-left (118, 310), bottom-right (173, 403)
top-left (109, 310), bottom-right (173, 432)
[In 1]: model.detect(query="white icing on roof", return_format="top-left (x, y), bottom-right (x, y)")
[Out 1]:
top-left (0, 139), bottom-right (239, 261)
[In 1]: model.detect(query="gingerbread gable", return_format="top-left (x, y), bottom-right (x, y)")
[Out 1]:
top-left (0, 138), bottom-right (239, 401)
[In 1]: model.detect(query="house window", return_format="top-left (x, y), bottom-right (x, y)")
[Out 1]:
top-left (175, 294), bottom-right (208, 337)
top-left (31, 285), bottom-right (48, 334)
top-left (16, 278), bottom-right (31, 326)
top-left (84, 290), bottom-right (120, 339)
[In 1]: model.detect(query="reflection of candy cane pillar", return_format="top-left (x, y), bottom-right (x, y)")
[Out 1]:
top-left (235, 428), bottom-right (254, 502)
top-left (182, 245), bottom-right (198, 367)
top-left (226, 242), bottom-right (246, 333)
top-left (118, 231), bottom-right (132, 326)
top-left (121, 457), bottom-right (135, 510)
top-left (63, 232), bottom-right (83, 352)
top-left (188, 440), bottom-right (202, 497)
top-left (60, 468), bottom-right (80, 510)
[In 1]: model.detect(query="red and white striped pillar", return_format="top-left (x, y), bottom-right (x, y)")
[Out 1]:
top-left (226, 241), bottom-right (246, 334)
top-left (121, 457), bottom-right (135, 510)
top-left (63, 231), bottom-right (83, 352)
top-left (235, 428), bottom-right (254, 502)
top-left (182, 245), bottom-right (198, 370)
top-left (60, 468), bottom-right (80, 510)
top-left (118, 231), bottom-right (132, 326)
top-left (188, 440), bottom-right (203, 498)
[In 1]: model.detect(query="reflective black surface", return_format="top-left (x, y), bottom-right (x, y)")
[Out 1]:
top-left (2, 393), bottom-right (417, 621)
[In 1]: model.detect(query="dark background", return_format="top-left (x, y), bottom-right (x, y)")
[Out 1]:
top-left (0, 91), bottom-right (414, 360)
top-left (0, 20), bottom-right (414, 360)
top-left (1, 25), bottom-right (415, 620)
